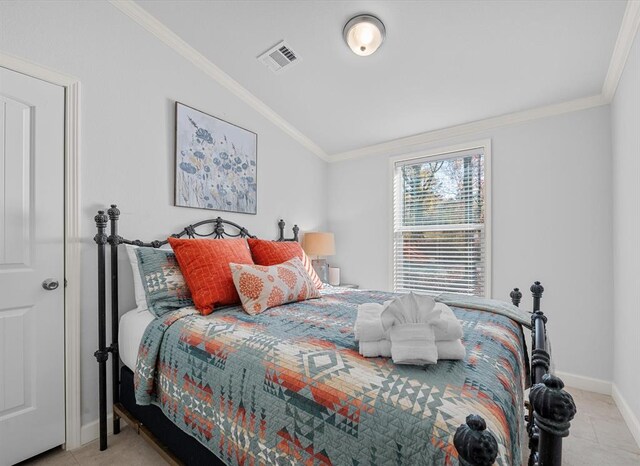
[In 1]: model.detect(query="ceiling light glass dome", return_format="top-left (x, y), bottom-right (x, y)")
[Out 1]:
top-left (343, 14), bottom-right (386, 56)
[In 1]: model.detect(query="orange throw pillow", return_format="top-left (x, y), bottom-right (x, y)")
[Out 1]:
top-left (247, 238), bottom-right (323, 289)
top-left (168, 237), bottom-right (254, 315)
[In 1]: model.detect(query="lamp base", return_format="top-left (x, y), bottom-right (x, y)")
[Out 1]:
top-left (311, 259), bottom-right (328, 283)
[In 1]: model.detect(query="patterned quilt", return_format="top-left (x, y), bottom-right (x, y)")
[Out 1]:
top-left (135, 289), bottom-right (526, 466)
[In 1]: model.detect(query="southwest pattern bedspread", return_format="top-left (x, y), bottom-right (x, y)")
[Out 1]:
top-left (135, 289), bottom-right (526, 465)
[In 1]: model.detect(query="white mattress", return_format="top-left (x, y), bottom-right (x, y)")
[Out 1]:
top-left (118, 307), bottom-right (155, 370)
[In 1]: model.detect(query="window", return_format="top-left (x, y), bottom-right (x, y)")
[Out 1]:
top-left (392, 144), bottom-right (490, 296)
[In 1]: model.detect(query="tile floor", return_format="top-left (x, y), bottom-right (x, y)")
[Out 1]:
top-left (19, 387), bottom-right (640, 466)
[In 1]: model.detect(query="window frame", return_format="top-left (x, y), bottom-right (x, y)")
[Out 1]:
top-left (388, 139), bottom-right (492, 297)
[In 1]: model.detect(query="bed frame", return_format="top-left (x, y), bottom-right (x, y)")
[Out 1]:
top-left (94, 205), bottom-right (576, 465)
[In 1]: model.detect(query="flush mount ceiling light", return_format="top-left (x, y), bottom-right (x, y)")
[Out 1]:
top-left (343, 14), bottom-right (386, 56)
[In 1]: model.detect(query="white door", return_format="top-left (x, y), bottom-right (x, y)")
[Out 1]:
top-left (0, 67), bottom-right (65, 465)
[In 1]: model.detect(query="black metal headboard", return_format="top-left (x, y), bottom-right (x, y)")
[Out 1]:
top-left (93, 204), bottom-right (299, 450)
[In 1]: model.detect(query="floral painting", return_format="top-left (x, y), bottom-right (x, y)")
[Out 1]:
top-left (175, 102), bottom-right (257, 214)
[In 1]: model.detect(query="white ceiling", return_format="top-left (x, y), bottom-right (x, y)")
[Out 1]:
top-left (138, 0), bottom-right (627, 156)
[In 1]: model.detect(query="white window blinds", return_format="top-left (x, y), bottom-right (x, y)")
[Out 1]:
top-left (393, 148), bottom-right (488, 296)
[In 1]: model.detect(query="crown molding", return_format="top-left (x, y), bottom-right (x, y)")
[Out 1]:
top-left (329, 93), bottom-right (608, 162)
top-left (602, 0), bottom-right (640, 101)
top-left (108, 0), bottom-right (329, 162)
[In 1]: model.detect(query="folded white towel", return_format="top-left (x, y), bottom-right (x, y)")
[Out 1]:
top-left (389, 323), bottom-right (438, 365)
top-left (359, 338), bottom-right (465, 360)
top-left (436, 339), bottom-right (466, 360)
top-left (358, 340), bottom-right (392, 358)
top-left (355, 294), bottom-right (465, 365)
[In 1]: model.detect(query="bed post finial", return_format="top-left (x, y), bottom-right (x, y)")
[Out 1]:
top-left (529, 374), bottom-right (576, 465)
top-left (453, 414), bottom-right (498, 466)
top-left (276, 219), bottom-right (298, 242)
top-left (107, 204), bottom-right (120, 220)
top-left (94, 210), bottom-right (108, 236)
top-left (510, 288), bottom-right (522, 307)
top-left (531, 281), bottom-right (544, 312)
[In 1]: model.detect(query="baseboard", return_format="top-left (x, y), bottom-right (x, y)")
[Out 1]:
top-left (80, 414), bottom-right (113, 446)
top-left (555, 370), bottom-right (612, 395)
top-left (554, 372), bottom-right (640, 448)
top-left (612, 384), bottom-right (640, 448)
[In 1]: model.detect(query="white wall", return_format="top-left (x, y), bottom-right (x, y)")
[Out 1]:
top-left (328, 106), bottom-right (614, 381)
top-left (0, 1), bottom-right (327, 427)
top-left (611, 30), bottom-right (640, 435)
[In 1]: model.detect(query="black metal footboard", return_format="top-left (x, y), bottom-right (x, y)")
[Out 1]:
top-left (454, 283), bottom-right (577, 466)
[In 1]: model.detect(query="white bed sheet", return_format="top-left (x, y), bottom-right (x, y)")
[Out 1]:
top-left (118, 307), bottom-right (155, 370)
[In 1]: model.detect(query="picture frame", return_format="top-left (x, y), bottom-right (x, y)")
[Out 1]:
top-left (174, 102), bottom-right (258, 214)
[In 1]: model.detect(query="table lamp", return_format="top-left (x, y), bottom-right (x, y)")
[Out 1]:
top-left (302, 232), bottom-right (335, 283)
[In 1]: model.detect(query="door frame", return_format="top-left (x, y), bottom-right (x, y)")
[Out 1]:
top-left (0, 53), bottom-right (82, 450)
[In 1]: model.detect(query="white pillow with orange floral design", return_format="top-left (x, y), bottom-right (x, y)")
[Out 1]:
top-left (230, 257), bottom-right (321, 315)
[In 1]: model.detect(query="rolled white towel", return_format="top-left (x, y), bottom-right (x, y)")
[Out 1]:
top-left (436, 339), bottom-right (466, 360)
top-left (358, 302), bottom-right (383, 317)
top-left (435, 302), bottom-right (456, 319)
top-left (389, 323), bottom-right (438, 365)
top-left (359, 340), bottom-right (392, 358)
top-left (432, 303), bottom-right (464, 341)
top-left (354, 302), bottom-right (395, 342)
top-left (354, 303), bottom-right (385, 342)
top-left (354, 317), bottom-right (385, 342)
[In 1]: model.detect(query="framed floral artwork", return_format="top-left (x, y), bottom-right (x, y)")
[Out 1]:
top-left (175, 102), bottom-right (257, 214)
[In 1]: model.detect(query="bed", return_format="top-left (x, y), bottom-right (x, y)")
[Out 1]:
top-left (94, 205), bottom-right (576, 465)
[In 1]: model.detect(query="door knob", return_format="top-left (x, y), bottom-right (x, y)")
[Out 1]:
top-left (42, 279), bottom-right (59, 291)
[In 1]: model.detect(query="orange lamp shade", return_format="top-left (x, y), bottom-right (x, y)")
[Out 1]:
top-left (302, 232), bottom-right (335, 256)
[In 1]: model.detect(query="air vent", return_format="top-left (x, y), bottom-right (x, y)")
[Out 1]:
top-left (258, 41), bottom-right (300, 74)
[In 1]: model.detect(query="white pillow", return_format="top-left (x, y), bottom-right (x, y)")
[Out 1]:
top-left (125, 245), bottom-right (148, 311)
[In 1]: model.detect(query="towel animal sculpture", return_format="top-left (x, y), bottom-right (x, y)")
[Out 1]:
top-left (354, 293), bottom-right (465, 365)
